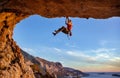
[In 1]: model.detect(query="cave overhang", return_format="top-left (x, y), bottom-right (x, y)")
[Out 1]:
top-left (0, 0), bottom-right (120, 19)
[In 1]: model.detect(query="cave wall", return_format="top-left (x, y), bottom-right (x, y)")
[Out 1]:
top-left (0, 12), bottom-right (34, 78)
top-left (0, 0), bottom-right (120, 78)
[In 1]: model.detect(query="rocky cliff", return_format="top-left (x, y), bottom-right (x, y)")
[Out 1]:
top-left (0, 0), bottom-right (120, 78)
top-left (21, 50), bottom-right (87, 78)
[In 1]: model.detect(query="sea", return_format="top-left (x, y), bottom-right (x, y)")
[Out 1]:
top-left (82, 72), bottom-right (120, 78)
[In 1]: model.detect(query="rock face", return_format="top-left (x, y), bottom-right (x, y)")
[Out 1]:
top-left (0, 0), bottom-right (120, 18)
top-left (0, 13), bottom-right (34, 78)
top-left (0, 0), bottom-right (120, 78)
top-left (21, 50), bottom-right (87, 78)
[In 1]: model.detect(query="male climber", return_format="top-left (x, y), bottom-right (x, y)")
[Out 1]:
top-left (52, 17), bottom-right (72, 36)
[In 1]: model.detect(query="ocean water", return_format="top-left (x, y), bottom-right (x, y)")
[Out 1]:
top-left (82, 72), bottom-right (120, 78)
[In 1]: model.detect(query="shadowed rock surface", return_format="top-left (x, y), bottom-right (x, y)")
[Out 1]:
top-left (0, 0), bottom-right (120, 78)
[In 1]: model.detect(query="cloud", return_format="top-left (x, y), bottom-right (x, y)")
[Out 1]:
top-left (22, 47), bottom-right (39, 56)
top-left (107, 57), bottom-right (120, 67)
top-left (99, 40), bottom-right (120, 48)
top-left (67, 51), bottom-right (97, 62)
top-left (53, 48), bottom-right (61, 52)
top-left (91, 48), bottom-right (116, 53)
top-left (66, 48), bottom-right (114, 60)
top-left (110, 57), bottom-right (120, 62)
top-left (66, 48), bottom-right (120, 68)
top-left (22, 47), bottom-right (120, 68)
top-left (96, 53), bottom-right (110, 59)
top-left (90, 48), bottom-right (117, 60)
top-left (22, 48), bottom-right (35, 53)
top-left (66, 51), bottom-right (89, 58)
top-left (67, 51), bottom-right (81, 57)
top-left (65, 43), bottom-right (79, 48)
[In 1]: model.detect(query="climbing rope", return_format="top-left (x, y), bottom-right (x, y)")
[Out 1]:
top-left (67, 34), bottom-right (70, 40)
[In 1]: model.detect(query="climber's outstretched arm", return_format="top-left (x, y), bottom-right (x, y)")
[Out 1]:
top-left (65, 16), bottom-right (69, 25)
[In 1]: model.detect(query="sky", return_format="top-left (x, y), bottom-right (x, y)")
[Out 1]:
top-left (13, 15), bottom-right (120, 72)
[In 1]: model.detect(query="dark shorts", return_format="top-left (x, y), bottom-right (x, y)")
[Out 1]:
top-left (61, 26), bottom-right (69, 34)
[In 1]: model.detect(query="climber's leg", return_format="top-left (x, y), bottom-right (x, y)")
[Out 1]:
top-left (52, 26), bottom-right (66, 36)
